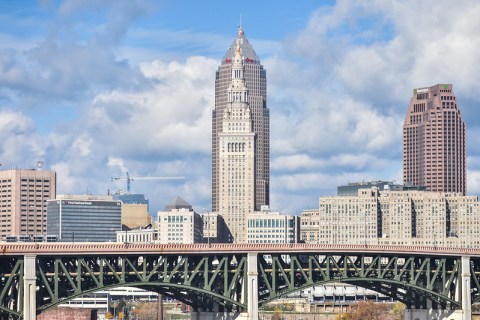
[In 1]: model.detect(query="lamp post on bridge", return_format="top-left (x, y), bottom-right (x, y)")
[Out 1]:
top-left (62, 231), bottom-right (74, 244)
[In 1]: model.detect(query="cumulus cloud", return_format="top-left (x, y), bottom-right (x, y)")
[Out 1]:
top-left (1, 0), bottom-right (480, 215)
top-left (0, 109), bottom-right (40, 166)
top-left (264, 0), bottom-right (480, 213)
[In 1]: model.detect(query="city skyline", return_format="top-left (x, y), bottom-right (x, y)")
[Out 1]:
top-left (0, 1), bottom-right (480, 215)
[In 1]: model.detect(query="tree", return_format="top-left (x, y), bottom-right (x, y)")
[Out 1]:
top-left (391, 301), bottom-right (405, 320)
top-left (271, 306), bottom-right (283, 320)
top-left (346, 300), bottom-right (391, 320)
top-left (131, 302), bottom-right (158, 320)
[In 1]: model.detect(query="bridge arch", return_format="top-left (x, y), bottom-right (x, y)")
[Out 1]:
top-left (36, 281), bottom-right (245, 315)
top-left (2, 243), bottom-right (480, 319)
top-left (256, 252), bottom-right (462, 310)
top-left (32, 253), bottom-right (248, 315)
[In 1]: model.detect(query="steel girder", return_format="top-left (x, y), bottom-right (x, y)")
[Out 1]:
top-left (257, 253), bottom-right (461, 309)
top-left (2, 251), bottom-right (480, 319)
top-left (35, 254), bottom-right (247, 312)
top-left (0, 256), bottom-right (23, 319)
top-left (0, 253), bottom-right (247, 319)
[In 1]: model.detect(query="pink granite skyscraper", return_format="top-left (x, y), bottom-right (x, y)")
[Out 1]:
top-left (403, 84), bottom-right (466, 194)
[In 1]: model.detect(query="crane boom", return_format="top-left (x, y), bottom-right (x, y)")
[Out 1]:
top-left (111, 172), bottom-right (185, 192)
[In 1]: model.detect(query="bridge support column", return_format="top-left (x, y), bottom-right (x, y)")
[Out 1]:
top-left (461, 256), bottom-right (472, 320)
top-left (404, 256), bottom-right (472, 320)
top-left (23, 254), bottom-right (36, 320)
top-left (247, 252), bottom-right (258, 320)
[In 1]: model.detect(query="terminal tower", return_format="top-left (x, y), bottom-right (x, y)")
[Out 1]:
top-left (212, 27), bottom-right (270, 242)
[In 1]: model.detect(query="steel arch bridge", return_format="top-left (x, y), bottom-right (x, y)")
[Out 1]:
top-left (1, 243), bottom-right (479, 320)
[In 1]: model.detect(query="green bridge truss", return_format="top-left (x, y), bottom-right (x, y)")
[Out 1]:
top-left (1, 251), bottom-right (480, 319)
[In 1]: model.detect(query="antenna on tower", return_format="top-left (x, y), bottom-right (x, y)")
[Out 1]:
top-left (239, 13), bottom-right (242, 28)
top-left (36, 161), bottom-right (44, 171)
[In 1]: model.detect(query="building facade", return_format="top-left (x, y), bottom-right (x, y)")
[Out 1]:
top-left (119, 203), bottom-right (151, 229)
top-left (301, 188), bottom-right (480, 248)
top-left (201, 212), bottom-right (229, 244)
top-left (247, 210), bottom-right (299, 244)
top-left (0, 169), bottom-right (56, 240)
top-left (403, 84), bottom-right (466, 194)
top-left (216, 41), bottom-right (257, 243)
top-left (212, 26), bottom-right (269, 222)
top-left (156, 197), bottom-right (203, 244)
top-left (46, 195), bottom-right (122, 242)
top-left (116, 227), bottom-right (156, 243)
top-left (337, 180), bottom-right (426, 196)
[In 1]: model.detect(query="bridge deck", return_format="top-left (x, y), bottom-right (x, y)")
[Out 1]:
top-left (1, 243), bottom-right (479, 256)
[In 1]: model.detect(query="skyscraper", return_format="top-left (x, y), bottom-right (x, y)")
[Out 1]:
top-left (212, 26), bottom-right (269, 217)
top-left (216, 43), bottom-right (256, 243)
top-left (0, 169), bottom-right (56, 240)
top-left (403, 84), bottom-right (466, 194)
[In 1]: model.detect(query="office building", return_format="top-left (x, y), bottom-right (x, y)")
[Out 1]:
top-left (118, 203), bottom-right (151, 229)
top-left (300, 209), bottom-right (321, 243)
top-left (201, 212), bottom-right (229, 243)
top-left (46, 195), bottom-right (121, 242)
top-left (337, 180), bottom-right (425, 196)
top-left (301, 188), bottom-right (480, 248)
top-left (212, 26), bottom-right (269, 241)
top-left (0, 168), bottom-right (56, 240)
top-left (112, 192), bottom-right (149, 209)
top-left (157, 197), bottom-right (203, 244)
top-left (247, 209), bottom-right (299, 244)
top-left (112, 193), bottom-right (151, 228)
top-left (403, 84), bottom-right (466, 194)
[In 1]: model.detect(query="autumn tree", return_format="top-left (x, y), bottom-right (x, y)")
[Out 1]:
top-left (131, 302), bottom-right (158, 320)
top-left (391, 301), bottom-right (405, 320)
top-left (346, 300), bottom-right (391, 320)
top-left (336, 313), bottom-right (350, 320)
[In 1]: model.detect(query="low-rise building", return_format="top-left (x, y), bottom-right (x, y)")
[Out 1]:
top-left (247, 208), bottom-right (299, 244)
top-left (157, 197), bottom-right (203, 244)
top-left (116, 227), bottom-right (157, 243)
top-left (300, 209), bottom-right (320, 243)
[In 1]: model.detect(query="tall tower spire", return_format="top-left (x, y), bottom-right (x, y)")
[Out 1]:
top-left (212, 26), bottom-right (269, 243)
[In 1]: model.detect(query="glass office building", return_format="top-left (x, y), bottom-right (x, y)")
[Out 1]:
top-left (47, 195), bottom-right (121, 242)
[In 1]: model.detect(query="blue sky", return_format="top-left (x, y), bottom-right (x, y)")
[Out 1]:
top-left (1, 0), bottom-right (480, 215)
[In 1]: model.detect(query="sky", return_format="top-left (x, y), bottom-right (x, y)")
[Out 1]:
top-left (1, 0), bottom-right (479, 216)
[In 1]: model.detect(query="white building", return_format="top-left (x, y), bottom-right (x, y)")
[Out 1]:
top-left (301, 188), bottom-right (480, 248)
top-left (116, 227), bottom-right (156, 243)
top-left (157, 197), bottom-right (203, 244)
top-left (247, 208), bottom-right (299, 244)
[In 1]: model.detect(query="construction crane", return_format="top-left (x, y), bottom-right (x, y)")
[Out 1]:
top-left (111, 172), bottom-right (185, 193)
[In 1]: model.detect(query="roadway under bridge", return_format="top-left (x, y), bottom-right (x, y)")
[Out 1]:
top-left (1, 243), bottom-right (480, 320)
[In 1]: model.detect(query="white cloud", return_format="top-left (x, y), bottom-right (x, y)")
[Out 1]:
top-left (2, 0), bottom-right (480, 215)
